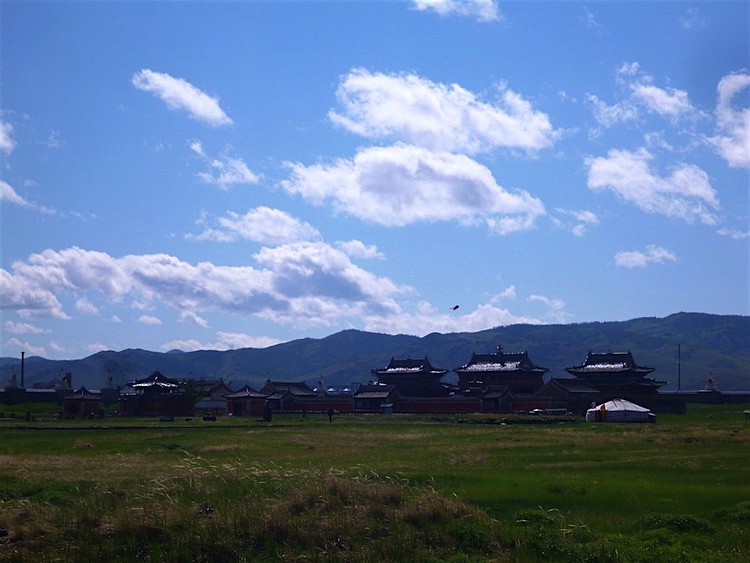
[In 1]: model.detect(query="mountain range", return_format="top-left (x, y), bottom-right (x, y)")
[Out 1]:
top-left (2, 312), bottom-right (748, 392)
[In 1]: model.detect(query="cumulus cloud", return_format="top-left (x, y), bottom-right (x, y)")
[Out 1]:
top-left (0, 268), bottom-right (69, 319)
top-left (490, 285), bottom-right (517, 302)
top-left (585, 148), bottom-right (719, 224)
top-left (0, 119), bottom-right (16, 154)
top-left (614, 245), bottom-right (677, 268)
top-left (189, 140), bottom-right (260, 187)
top-left (190, 206), bottom-right (320, 245)
top-left (334, 240), bottom-right (385, 260)
top-left (0, 245), bottom-right (407, 329)
top-left (328, 69), bottom-right (557, 154)
top-left (363, 301), bottom-right (539, 337)
top-left (528, 294), bottom-right (571, 323)
top-left (75, 297), bottom-right (100, 316)
top-left (412, 0), bottom-right (500, 22)
top-left (138, 315), bottom-right (163, 325)
top-left (282, 144), bottom-right (545, 234)
top-left (588, 63), bottom-right (696, 128)
top-left (630, 83), bottom-right (693, 118)
top-left (161, 331), bottom-right (281, 352)
top-left (709, 71), bottom-right (750, 168)
top-left (132, 69), bottom-right (233, 126)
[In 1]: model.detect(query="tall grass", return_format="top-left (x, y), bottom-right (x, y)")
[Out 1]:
top-left (1, 405), bottom-right (749, 561)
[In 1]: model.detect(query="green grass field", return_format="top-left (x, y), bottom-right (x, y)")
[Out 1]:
top-left (1, 404), bottom-right (749, 561)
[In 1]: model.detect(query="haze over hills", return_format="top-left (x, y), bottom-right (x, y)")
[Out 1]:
top-left (2, 313), bottom-right (748, 392)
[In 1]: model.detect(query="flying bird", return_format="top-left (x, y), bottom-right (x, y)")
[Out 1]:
top-left (451, 305), bottom-right (460, 311)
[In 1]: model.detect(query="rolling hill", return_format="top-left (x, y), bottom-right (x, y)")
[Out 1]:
top-left (2, 312), bottom-right (748, 392)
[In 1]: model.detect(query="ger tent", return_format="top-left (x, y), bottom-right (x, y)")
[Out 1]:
top-left (586, 398), bottom-right (655, 423)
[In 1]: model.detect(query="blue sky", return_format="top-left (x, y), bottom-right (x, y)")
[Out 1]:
top-left (1, 1), bottom-right (748, 360)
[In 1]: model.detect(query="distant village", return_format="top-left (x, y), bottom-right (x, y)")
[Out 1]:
top-left (2, 345), bottom-right (748, 419)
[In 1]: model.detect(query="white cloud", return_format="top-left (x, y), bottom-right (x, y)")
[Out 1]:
top-left (179, 310), bottom-right (209, 328)
top-left (614, 244), bottom-right (677, 268)
top-left (138, 314), bottom-right (163, 325)
top-left (132, 69), bottom-right (233, 126)
top-left (716, 228), bottom-right (750, 240)
top-left (189, 140), bottom-right (260, 187)
top-left (363, 300), bottom-right (539, 337)
top-left (216, 331), bottom-right (280, 349)
top-left (1, 245), bottom-right (407, 329)
top-left (86, 343), bottom-right (110, 354)
top-left (585, 148), bottom-right (719, 224)
top-left (490, 285), bottom-right (517, 302)
top-left (75, 297), bottom-right (100, 316)
top-left (328, 69), bottom-right (557, 154)
top-left (190, 206), bottom-right (320, 245)
top-left (282, 144), bottom-right (545, 234)
top-left (586, 94), bottom-right (638, 128)
top-left (0, 119), bottom-right (16, 154)
top-left (412, 0), bottom-right (500, 22)
top-left (161, 331), bottom-right (281, 352)
top-left (335, 240), bottom-right (385, 260)
top-left (630, 83), bottom-right (693, 117)
top-left (0, 181), bottom-right (55, 214)
top-left (3, 321), bottom-right (50, 335)
top-left (0, 267), bottom-right (69, 319)
top-left (588, 63), bottom-right (697, 129)
top-left (5, 337), bottom-right (46, 357)
top-left (680, 7), bottom-right (705, 30)
top-left (553, 208), bottom-right (600, 237)
top-left (253, 241), bottom-right (406, 317)
top-left (582, 7), bottom-right (601, 30)
top-left (528, 294), bottom-right (570, 323)
top-left (709, 71), bottom-right (750, 168)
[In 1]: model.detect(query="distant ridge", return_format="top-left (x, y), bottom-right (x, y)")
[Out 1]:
top-left (1, 313), bottom-right (748, 392)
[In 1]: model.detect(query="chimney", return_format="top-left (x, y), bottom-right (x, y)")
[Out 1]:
top-left (21, 351), bottom-right (25, 388)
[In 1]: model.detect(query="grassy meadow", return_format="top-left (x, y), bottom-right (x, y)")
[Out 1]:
top-left (1, 404), bottom-right (749, 561)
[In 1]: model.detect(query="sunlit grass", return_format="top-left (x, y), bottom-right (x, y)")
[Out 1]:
top-left (1, 405), bottom-right (749, 561)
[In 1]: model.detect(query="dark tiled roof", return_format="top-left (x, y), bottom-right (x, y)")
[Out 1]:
top-left (566, 351), bottom-right (654, 374)
top-left (260, 380), bottom-right (316, 397)
top-left (372, 357), bottom-right (447, 375)
top-left (455, 347), bottom-right (548, 373)
top-left (354, 384), bottom-right (396, 399)
top-left (131, 370), bottom-right (180, 388)
top-left (223, 385), bottom-right (267, 399)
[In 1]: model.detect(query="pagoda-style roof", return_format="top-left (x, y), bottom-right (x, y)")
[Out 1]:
top-left (455, 346), bottom-right (548, 375)
top-left (260, 380), bottom-right (317, 397)
top-left (131, 370), bottom-right (180, 389)
top-left (566, 351), bottom-right (655, 376)
top-left (224, 384), bottom-right (268, 399)
top-left (371, 357), bottom-right (447, 377)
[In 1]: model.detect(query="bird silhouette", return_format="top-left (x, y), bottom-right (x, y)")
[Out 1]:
top-left (451, 305), bottom-right (460, 311)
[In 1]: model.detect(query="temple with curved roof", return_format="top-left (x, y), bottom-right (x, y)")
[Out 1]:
top-left (454, 346), bottom-right (548, 393)
top-left (565, 351), bottom-right (665, 396)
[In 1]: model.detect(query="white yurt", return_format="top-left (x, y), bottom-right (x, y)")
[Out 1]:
top-left (586, 398), bottom-right (656, 423)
